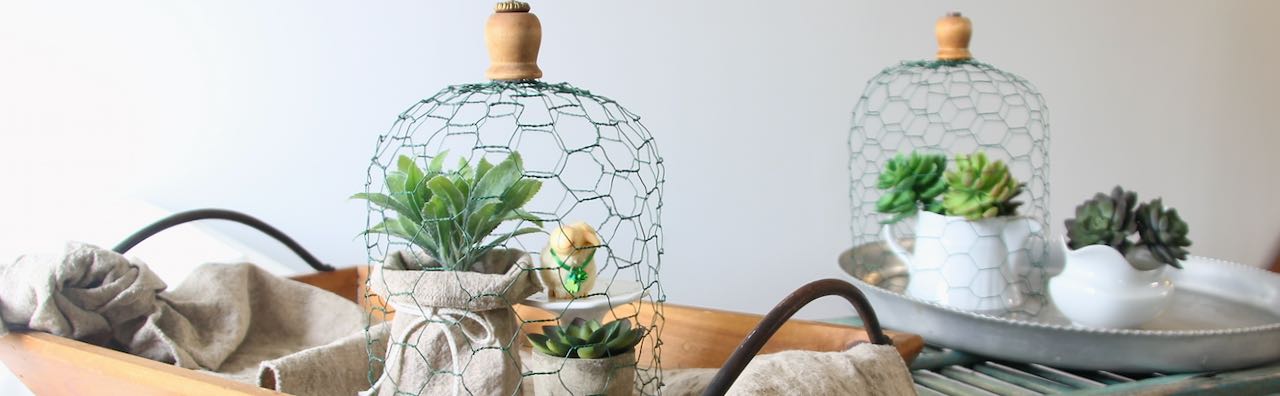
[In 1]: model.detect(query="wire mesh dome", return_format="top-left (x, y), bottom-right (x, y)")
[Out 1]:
top-left (359, 4), bottom-right (664, 395)
top-left (849, 13), bottom-right (1049, 316)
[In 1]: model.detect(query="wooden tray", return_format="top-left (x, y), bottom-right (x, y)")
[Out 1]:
top-left (0, 267), bottom-right (924, 395)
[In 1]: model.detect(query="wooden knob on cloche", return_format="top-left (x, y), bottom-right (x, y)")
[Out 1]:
top-left (485, 1), bottom-right (543, 81)
top-left (935, 12), bottom-right (973, 61)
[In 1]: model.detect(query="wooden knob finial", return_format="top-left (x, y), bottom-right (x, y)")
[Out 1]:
top-left (485, 1), bottom-right (542, 81)
top-left (935, 12), bottom-right (972, 61)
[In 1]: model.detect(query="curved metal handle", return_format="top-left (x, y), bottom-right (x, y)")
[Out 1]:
top-left (112, 208), bottom-right (334, 272)
top-left (701, 279), bottom-right (892, 396)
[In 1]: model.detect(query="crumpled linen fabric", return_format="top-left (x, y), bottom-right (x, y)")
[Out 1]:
top-left (0, 242), bottom-right (381, 396)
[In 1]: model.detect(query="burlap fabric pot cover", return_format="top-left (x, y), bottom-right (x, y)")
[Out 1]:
top-left (364, 249), bottom-right (539, 396)
top-left (530, 351), bottom-right (635, 396)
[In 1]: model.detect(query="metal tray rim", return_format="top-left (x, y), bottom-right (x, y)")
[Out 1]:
top-left (839, 250), bottom-right (1280, 337)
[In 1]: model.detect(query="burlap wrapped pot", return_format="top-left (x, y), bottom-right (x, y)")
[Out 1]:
top-left (363, 248), bottom-right (539, 396)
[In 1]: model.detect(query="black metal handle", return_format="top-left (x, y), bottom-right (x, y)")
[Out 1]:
top-left (701, 279), bottom-right (892, 395)
top-left (112, 208), bottom-right (335, 272)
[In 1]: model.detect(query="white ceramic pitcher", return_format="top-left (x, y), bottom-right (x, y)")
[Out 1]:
top-left (882, 211), bottom-right (1039, 312)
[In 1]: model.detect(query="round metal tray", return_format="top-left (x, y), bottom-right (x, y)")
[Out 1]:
top-left (839, 240), bottom-right (1280, 372)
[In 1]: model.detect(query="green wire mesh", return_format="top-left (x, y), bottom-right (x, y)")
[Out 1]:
top-left (363, 81), bottom-right (665, 395)
top-left (849, 60), bottom-right (1050, 316)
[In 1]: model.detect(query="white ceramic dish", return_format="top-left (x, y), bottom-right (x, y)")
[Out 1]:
top-left (840, 240), bottom-right (1280, 372)
top-left (1050, 239), bottom-right (1175, 328)
top-left (520, 280), bottom-right (645, 325)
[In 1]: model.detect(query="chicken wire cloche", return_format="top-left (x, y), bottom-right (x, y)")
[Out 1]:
top-left (848, 13), bottom-right (1050, 316)
top-left (357, 2), bottom-right (664, 395)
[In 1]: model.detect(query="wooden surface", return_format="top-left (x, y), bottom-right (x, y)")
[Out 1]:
top-left (485, 2), bottom-right (542, 81)
top-left (350, 266), bottom-right (924, 368)
top-left (0, 331), bottom-right (281, 396)
top-left (936, 12), bottom-right (973, 61)
top-left (291, 267), bottom-right (361, 302)
top-left (0, 266), bottom-right (923, 394)
top-left (515, 302), bottom-right (925, 370)
top-left (1270, 236), bottom-right (1280, 273)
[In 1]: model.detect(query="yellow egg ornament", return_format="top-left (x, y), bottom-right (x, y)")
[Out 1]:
top-left (539, 222), bottom-right (601, 300)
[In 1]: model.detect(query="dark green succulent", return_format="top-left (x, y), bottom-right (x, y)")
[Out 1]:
top-left (354, 151), bottom-right (543, 271)
top-left (1135, 199), bottom-right (1191, 269)
top-left (1065, 186), bottom-right (1138, 252)
top-left (941, 152), bottom-right (1023, 220)
top-left (875, 152), bottom-right (948, 224)
top-left (527, 318), bottom-right (645, 359)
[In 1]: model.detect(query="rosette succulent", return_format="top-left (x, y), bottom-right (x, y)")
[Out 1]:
top-left (1135, 199), bottom-right (1192, 268)
top-left (941, 152), bottom-right (1024, 220)
top-left (527, 318), bottom-right (645, 359)
top-left (1064, 187), bottom-right (1191, 270)
top-left (1064, 186), bottom-right (1138, 252)
top-left (354, 151), bottom-right (543, 270)
top-left (875, 152), bottom-right (948, 224)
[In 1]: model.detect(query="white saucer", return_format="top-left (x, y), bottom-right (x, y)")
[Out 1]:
top-left (520, 280), bottom-right (646, 325)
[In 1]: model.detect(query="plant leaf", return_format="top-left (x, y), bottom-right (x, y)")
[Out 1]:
top-left (422, 196), bottom-right (456, 266)
top-left (474, 157), bottom-right (494, 184)
top-left (500, 179), bottom-right (542, 213)
top-left (428, 151), bottom-right (449, 174)
top-left (477, 227), bottom-right (543, 251)
top-left (426, 175), bottom-right (466, 213)
top-left (465, 202), bottom-right (501, 240)
top-left (397, 155), bottom-right (430, 205)
top-left (351, 192), bottom-right (420, 223)
top-left (577, 345), bottom-right (607, 359)
top-left (504, 208), bottom-right (544, 227)
top-left (474, 154), bottom-right (523, 199)
top-left (544, 338), bottom-right (570, 357)
top-left (457, 156), bottom-right (474, 180)
top-left (385, 171), bottom-right (415, 210)
top-left (527, 334), bottom-right (556, 356)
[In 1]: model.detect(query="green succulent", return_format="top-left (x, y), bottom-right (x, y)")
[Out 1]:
top-left (527, 318), bottom-right (646, 359)
top-left (1065, 186), bottom-right (1138, 252)
top-left (1135, 199), bottom-right (1191, 269)
top-left (354, 151), bottom-right (543, 271)
top-left (875, 152), bottom-right (948, 224)
top-left (941, 152), bottom-right (1024, 220)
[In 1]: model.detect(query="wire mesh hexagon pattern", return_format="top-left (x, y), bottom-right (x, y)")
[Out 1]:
top-left (362, 80), bottom-right (665, 395)
top-left (850, 60), bottom-right (1050, 316)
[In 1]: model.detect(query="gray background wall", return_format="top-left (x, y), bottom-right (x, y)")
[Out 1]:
top-left (3, 0), bottom-right (1278, 324)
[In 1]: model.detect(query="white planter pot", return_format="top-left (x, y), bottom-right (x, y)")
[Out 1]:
top-left (530, 351), bottom-right (635, 396)
top-left (1049, 239), bottom-right (1174, 328)
top-left (882, 211), bottom-right (1039, 312)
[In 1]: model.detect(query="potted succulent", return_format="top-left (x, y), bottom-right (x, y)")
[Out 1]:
top-left (355, 151), bottom-right (544, 395)
top-left (879, 152), bottom-right (1039, 312)
top-left (1050, 186), bottom-right (1192, 328)
top-left (527, 318), bottom-right (645, 396)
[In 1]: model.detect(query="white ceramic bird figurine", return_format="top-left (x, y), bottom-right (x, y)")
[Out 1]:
top-left (538, 222), bottom-right (601, 300)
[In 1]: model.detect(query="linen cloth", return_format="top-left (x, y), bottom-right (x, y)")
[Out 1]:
top-left (658, 343), bottom-right (915, 396)
top-left (0, 242), bottom-right (382, 396)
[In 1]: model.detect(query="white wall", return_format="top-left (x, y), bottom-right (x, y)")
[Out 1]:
top-left (3, 0), bottom-right (1279, 324)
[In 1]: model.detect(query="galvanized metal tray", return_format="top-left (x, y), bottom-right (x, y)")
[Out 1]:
top-left (839, 240), bottom-right (1280, 373)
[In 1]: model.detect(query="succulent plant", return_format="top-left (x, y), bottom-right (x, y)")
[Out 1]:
top-left (1135, 199), bottom-right (1192, 269)
top-left (941, 152), bottom-right (1023, 220)
top-left (354, 151), bottom-right (543, 270)
top-left (875, 152), bottom-right (948, 224)
top-left (527, 318), bottom-right (645, 359)
top-left (1065, 186), bottom-right (1138, 252)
